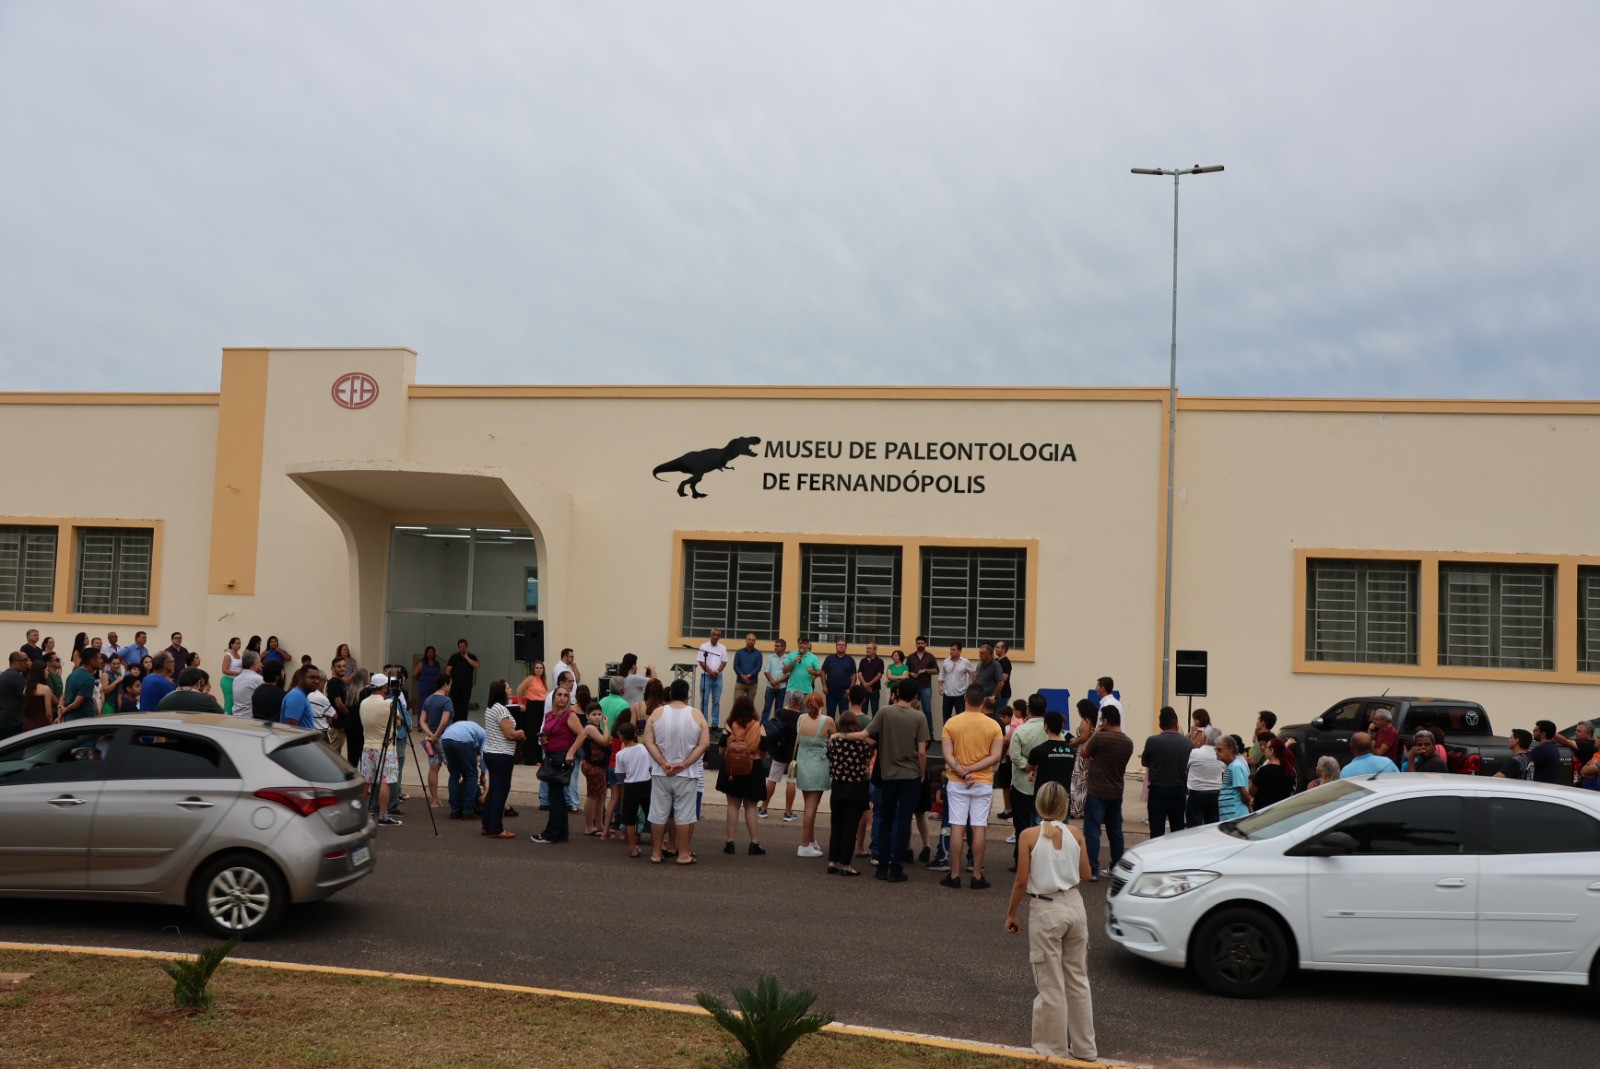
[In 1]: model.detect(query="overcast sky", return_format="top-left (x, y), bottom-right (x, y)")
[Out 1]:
top-left (2, 2), bottom-right (1596, 397)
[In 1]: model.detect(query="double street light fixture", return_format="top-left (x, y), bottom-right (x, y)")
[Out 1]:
top-left (1132, 164), bottom-right (1224, 709)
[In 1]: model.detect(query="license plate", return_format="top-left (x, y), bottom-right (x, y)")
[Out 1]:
top-left (351, 844), bottom-right (371, 868)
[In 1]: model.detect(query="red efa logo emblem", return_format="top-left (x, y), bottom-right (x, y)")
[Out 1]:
top-left (331, 372), bottom-right (380, 410)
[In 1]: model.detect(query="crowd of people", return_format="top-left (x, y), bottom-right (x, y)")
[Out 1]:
top-left (10, 622), bottom-right (1600, 1064)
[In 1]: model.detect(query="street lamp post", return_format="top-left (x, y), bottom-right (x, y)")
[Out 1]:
top-left (1131, 164), bottom-right (1223, 709)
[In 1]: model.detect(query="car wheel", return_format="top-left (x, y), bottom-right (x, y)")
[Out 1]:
top-left (190, 852), bottom-right (287, 940)
top-left (1190, 907), bottom-right (1289, 998)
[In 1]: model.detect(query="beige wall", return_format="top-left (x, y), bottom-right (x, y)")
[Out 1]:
top-left (403, 392), bottom-right (1166, 707)
top-left (9, 350), bottom-right (1600, 745)
top-left (0, 397), bottom-right (218, 647)
top-left (1172, 406), bottom-right (1600, 740)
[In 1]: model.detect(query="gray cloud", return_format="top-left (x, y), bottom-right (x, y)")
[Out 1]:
top-left (1, 0), bottom-right (1596, 397)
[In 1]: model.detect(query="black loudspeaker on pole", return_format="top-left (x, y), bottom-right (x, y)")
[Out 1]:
top-left (513, 619), bottom-right (545, 664)
top-left (1175, 650), bottom-right (1207, 698)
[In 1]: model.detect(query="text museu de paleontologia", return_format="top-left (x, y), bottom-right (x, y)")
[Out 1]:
top-left (759, 439), bottom-right (1077, 494)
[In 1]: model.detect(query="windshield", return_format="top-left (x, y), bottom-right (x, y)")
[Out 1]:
top-left (1223, 779), bottom-right (1369, 841)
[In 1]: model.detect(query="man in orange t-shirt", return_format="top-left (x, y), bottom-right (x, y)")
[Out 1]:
top-left (940, 683), bottom-right (1004, 890)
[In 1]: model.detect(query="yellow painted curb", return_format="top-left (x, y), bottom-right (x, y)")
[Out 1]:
top-left (0, 941), bottom-right (1129, 1068)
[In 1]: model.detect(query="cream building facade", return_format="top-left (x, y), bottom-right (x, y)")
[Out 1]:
top-left (2, 346), bottom-right (1596, 738)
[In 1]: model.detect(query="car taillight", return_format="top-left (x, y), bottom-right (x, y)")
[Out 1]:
top-left (255, 786), bottom-right (341, 816)
top-left (1459, 753), bottom-right (1482, 774)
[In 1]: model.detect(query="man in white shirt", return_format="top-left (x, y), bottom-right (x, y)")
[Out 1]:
top-left (544, 647), bottom-right (579, 713)
top-left (643, 678), bottom-right (711, 864)
top-left (696, 629), bottom-right (729, 729)
top-left (1184, 726), bottom-right (1224, 826)
top-left (938, 643), bottom-right (974, 724)
top-left (1094, 676), bottom-right (1121, 725)
top-left (230, 651), bottom-right (263, 718)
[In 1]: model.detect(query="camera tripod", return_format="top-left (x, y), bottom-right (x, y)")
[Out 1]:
top-left (368, 689), bottom-right (439, 836)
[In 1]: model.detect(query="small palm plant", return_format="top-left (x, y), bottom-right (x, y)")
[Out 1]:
top-left (697, 974), bottom-right (833, 1069)
top-left (161, 936), bottom-right (241, 1012)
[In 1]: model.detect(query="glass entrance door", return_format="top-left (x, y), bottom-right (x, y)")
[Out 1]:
top-left (384, 525), bottom-right (538, 721)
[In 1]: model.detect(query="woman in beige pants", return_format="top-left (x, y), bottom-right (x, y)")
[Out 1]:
top-left (1005, 780), bottom-right (1096, 1062)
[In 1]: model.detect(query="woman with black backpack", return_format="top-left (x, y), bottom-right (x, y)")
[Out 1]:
top-left (716, 695), bottom-right (767, 855)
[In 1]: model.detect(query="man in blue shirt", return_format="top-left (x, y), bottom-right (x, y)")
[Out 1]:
top-left (119, 631), bottom-right (151, 665)
top-left (1339, 732), bottom-right (1399, 779)
top-left (731, 633), bottom-right (764, 709)
top-left (1217, 734), bottom-right (1252, 820)
top-left (279, 665), bottom-right (321, 730)
top-left (439, 717), bottom-right (487, 818)
top-left (821, 639), bottom-right (856, 720)
top-left (139, 652), bottom-right (176, 711)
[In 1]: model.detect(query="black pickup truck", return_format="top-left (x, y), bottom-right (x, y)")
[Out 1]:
top-left (1279, 696), bottom-right (1530, 779)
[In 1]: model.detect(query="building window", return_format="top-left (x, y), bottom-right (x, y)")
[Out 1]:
top-left (800, 545), bottom-right (901, 645)
top-left (73, 527), bottom-right (153, 616)
top-left (0, 525), bottom-right (58, 613)
top-left (1580, 567), bottom-right (1600, 673)
top-left (681, 540), bottom-right (782, 641)
top-left (919, 547), bottom-right (1026, 650)
top-left (1305, 558), bottom-right (1419, 665)
top-left (1438, 562), bottom-right (1555, 671)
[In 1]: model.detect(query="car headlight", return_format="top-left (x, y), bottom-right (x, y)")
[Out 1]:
top-left (1128, 870), bottom-right (1219, 899)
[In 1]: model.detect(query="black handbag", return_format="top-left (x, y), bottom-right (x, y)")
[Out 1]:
top-left (536, 756), bottom-right (573, 786)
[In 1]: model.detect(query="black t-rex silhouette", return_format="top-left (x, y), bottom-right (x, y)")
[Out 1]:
top-left (652, 436), bottom-right (762, 498)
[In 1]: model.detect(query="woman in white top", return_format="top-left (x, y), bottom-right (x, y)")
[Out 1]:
top-left (480, 680), bottom-right (524, 840)
top-left (1004, 780), bottom-right (1096, 1063)
top-left (219, 636), bottom-right (244, 712)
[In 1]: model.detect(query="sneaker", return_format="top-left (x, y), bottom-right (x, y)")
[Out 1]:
top-left (970, 877), bottom-right (991, 890)
top-left (874, 868), bottom-right (889, 881)
top-left (918, 846), bottom-right (931, 862)
top-left (756, 808), bottom-right (769, 819)
top-left (387, 808), bottom-right (404, 817)
top-left (529, 834), bottom-right (553, 844)
top-left (782, 812), bottom-right (798, 823)
top-left (1005, 833), bottom-right (1017, 844)
top-left (939, 875), bottom-right (961, 889)
top-left (1096, 868), bottom-right (1111, 878)
top-left (887, 870), bottom-right (909, 884)
top-left (748, 843), bottom-right (766, 856)
top-left (797, 843), bottom-right (824, 858)
top-left (927, 858), bottom-right (951, 872)
top-left (568, 805), bottom-right (581, 813)
top-left (504, 807), bottom-right (519, 818)
top-left (724, 841), bottom-right (736, 855)
top-left (377, 815), bottom-right (403, 826)
top-left (998, 809), bottom-right (1012, 820)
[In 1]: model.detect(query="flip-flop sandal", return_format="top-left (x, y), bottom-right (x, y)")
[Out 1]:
top-left (649, 856), bottom-right (664, 864)
top-left (676, 856), bottom-right (698, 866)
top-left (584, 830), bottom-right (602, 837)
top-left (630, 849), bottom-right (642, 858)
top-left (662, 850), bottom-right (678, 858)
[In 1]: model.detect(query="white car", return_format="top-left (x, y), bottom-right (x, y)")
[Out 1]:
top-left (1105, 773), bottom-right (1600, 997)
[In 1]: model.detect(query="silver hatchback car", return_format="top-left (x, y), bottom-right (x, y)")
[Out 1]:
top-left (0, 713), bottom-right (376, 938)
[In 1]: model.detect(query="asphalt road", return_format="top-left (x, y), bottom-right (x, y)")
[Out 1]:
top-left (4, 805), bottom-right (1598, 1068)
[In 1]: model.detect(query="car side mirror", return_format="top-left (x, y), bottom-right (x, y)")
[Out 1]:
top-left (1290, 830), bottom-right (1357, 858)
top-left (1312, 716), bottom-right (1329, 730)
